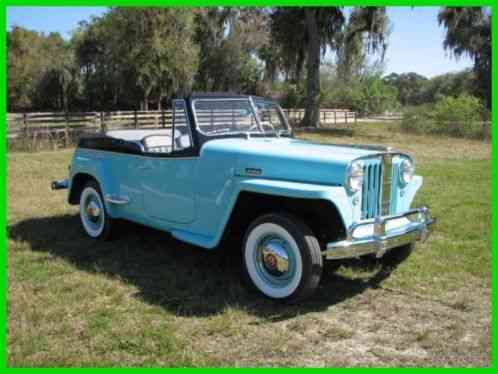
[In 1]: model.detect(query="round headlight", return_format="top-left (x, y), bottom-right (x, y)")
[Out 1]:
top-left (346, 161), bottom-right (363, 193)
top-left (400, 159), bottom-right (414, 184)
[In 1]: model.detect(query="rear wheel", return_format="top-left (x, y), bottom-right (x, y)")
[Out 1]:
top-left (79, 180), bottom-right (114, 240)
top-left (242, 212), bottom-right (323, 302)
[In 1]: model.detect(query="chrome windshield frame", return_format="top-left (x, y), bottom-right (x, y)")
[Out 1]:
top-left (251, 97), bottom-right (292, 136)
top-left (190, 96), bottom-right (290, 137)
top-left (191, 97), bottom-right (262, 137)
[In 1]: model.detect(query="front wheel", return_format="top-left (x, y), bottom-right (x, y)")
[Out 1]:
top-left (242, 212), bottom-right (323, 303)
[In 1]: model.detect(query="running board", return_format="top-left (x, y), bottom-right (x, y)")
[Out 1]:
top-left (105, 195), bottom-right (130, 205)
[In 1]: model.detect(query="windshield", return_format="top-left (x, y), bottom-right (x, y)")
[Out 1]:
top-left (193, 98), bottom-right (288, 136)
top-left (253, 100), bottom-right (288, 133)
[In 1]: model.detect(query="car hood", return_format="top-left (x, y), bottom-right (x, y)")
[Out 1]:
top-left (201, 137), bottom-right (383, 186)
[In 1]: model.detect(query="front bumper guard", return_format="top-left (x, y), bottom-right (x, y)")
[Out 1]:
top-left (324, 207), bottom-right (435, 260)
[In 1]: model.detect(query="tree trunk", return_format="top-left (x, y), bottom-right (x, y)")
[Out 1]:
top-left (143, 93), bottom-right (149, 111)
top-left (303, 8), bottom-right (321, 128)
top-left (157, 90), bottom-right (165, 110)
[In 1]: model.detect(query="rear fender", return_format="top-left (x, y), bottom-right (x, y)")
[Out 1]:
top-left (69, 150), bottom-right (120, 217)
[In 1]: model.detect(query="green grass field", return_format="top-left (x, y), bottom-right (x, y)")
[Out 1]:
top-left (7, 123), bottom-right (491, 367)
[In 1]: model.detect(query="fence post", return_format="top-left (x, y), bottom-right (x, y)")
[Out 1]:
top-left (210, 108), bottom-right (214, 131)
top-left (23, 112), bottom-right (28, 138)
top-left (161, 109), bottom-right (165, 128)
top-left (334, 110), bottom-right (336, 124)
top-left (345, 111), bottom-right (348, 124)
top-left (100, 112), bottom-right (105, 133)
top-left (134, 110), bottom-right (138, 128)
top-left (64, 111), bottom-right (69, 148)
top-left (354, 112), bottom-right (357, 125)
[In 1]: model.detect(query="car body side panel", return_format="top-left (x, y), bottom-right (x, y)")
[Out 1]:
top-left (141, 157), bottom-right (198, 223)
top-left (68, 145), bottom-right (423, 252)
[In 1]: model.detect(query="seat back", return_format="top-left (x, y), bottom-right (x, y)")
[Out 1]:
top-left (142, 135), bottom-right (172, 153)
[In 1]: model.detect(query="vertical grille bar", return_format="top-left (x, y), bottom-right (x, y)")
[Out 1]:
top-left (367, 165), bottom-right (373, 217)
top-left (368, 164), bottom-right (376, 217)
top-left (381, 154), bottom-right (393, 216)
top-left (361, 166), bottom-right (368, 218)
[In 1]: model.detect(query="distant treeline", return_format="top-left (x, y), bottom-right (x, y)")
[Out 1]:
top-left (7, 7), bottom-right (490, 125)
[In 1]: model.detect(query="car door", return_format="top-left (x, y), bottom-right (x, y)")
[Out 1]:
top-left (140, 100), bottom-right (198, 224)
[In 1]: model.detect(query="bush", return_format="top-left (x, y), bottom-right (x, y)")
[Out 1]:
top-left (401, 94), bottom-right (487, 139)
top-left (321, 74), bottom-right (400, 116)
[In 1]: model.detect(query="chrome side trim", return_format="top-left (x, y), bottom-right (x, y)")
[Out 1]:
top-left (105, 195), bottom-right (130, 205)
top-left (324, 206), bottom-right (435, 260)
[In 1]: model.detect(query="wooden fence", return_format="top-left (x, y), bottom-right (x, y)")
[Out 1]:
top-left (283, 109), bottom-right (356, 127)
top-left (6, 108), bottom-right (356, 149)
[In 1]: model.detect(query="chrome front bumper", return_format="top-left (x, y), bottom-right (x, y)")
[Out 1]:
top-left (324, 207), bottom-right (435, 260)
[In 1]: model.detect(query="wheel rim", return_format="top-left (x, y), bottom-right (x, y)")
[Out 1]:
top-left (253, 235), bottom-right (297, 289)
top-left (80, 188), bottom-right (104, 237)
top-left (245, 222), bottom-right (303, 298)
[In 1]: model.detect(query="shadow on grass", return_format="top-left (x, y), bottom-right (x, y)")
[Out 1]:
top-left (8, 214), bottom-right (412, 320)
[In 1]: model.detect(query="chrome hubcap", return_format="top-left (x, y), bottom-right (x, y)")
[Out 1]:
top-left (85, 201), bottom-right (101, 222)
top-left (254, 235), bottom-right (296, 287)
top-left (261, 240), bottom-right (289, 276)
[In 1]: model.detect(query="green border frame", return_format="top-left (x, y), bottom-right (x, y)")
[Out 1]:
top-left (0, 0), bottom-right (495, 369)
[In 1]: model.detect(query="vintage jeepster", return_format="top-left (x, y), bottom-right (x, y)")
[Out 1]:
top-left (52, 93), bottom-right (434, 302)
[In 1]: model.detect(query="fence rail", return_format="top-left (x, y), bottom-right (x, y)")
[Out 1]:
top-left (6, 108), bottom-right (356, 150)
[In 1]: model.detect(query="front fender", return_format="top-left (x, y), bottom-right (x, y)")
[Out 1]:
top-left (198, 178), bottom-right (353, 249)
top-left (395, 175), bottom-right (423, 213)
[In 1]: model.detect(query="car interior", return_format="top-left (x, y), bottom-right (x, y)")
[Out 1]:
top-left (106, 128), bottom-right (192, 154)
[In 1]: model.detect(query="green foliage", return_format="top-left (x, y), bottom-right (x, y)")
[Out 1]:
top-left (193, 8), bottom-right (268, 93)
top-left (8, 8), bottom-right (200, 111)
top-left (336, 7), bottom-right (389, 82)
top-left (424, 70), bottom-right (475, 102)
top-left (73, 8), bottom-right (199, 110)
top-left (383, 72), bottom-right (428, 106)
top-left (7, 27), bottom-right (74, 111)
top-left (438, 7), bottom-right (491, 109)
top-left (384, 70), bottom-right (476, 107)
top-left (321, 67), bottom-right (399, 115)
top-left (401, 94), bottom-right (487, 139)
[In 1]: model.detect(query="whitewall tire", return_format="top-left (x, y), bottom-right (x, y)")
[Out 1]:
top-left (242, 212), bottom-right (323, 302)
top-left (79, 180), bottom-right (113, 240)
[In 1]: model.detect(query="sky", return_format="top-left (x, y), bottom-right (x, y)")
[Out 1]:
top-left (6, 6), bottom-right (474, 78)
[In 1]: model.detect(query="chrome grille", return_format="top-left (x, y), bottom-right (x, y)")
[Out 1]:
top-left (361, 155), bottom-right (393, 219)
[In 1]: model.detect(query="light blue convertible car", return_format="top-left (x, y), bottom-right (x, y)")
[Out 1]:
top-left (52, 93), bottom-right (434, 302)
